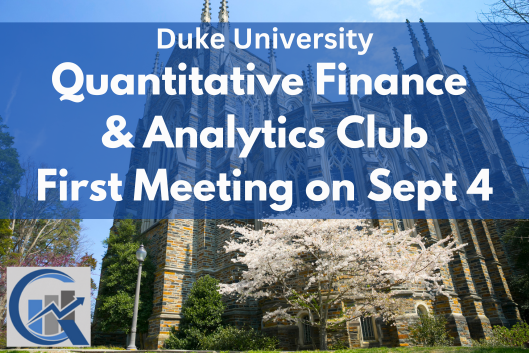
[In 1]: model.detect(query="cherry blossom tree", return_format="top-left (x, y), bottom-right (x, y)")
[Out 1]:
top-left (219, 206), bottom-right (465, 350)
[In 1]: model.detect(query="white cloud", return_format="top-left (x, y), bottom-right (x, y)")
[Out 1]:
top-left (368, 0), bottom-right (425, 21)
top-left (4, 74), bottom-right (21, 124)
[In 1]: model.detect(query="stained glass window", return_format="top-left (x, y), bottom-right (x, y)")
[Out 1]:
top-left (285, 150), bottom-right (309, 210)
top-left (327, 140), bottom-right (358, 210)
top-left (235, 95), bottom-right (262, 130)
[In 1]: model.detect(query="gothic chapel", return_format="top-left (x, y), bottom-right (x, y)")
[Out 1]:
top-left (94, 1), bottom-right (527, 349)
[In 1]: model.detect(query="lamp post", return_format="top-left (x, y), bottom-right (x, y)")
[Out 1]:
top-left (127, 244), bottom-right (147, 350)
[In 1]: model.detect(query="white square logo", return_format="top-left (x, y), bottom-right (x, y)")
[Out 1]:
top-left (7, 267), bottom-right (91, 347)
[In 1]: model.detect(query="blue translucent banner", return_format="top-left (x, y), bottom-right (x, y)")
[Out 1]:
top-left (1, 23), bottom-right (527, 219)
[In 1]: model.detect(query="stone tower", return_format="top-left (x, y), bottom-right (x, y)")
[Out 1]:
top-left (95, 7), bottom-right (527, 349)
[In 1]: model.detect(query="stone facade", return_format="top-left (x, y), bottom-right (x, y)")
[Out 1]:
top-left (95, 8), bottom-right (527, 350)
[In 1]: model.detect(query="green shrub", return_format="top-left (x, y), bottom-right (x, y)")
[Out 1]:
top-left (409, 312), bottom-right (453, 347)
top-left (328, 340), bottom-right (350, 350)
top-left (198, 325), bottom-right (278, 351)
top-left (164, 326), bottom-right (205, 350)
top-left (164, 275), bottom-right (225, 349)
top-left (179, 274), bottom-right (225, 335)
top-left (164, 275), bottom-right (277, 351)
top-left (473, 322), bottom-right (529, 348)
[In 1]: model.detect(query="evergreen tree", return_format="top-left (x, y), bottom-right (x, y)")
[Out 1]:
top-left (164, 275), bottom-right (225, 349)
top-left (0, 220), bottom-right (13, 256)
top-left (95, 219), bottom-right (155, 335)
top-left (0, 116), bottom-right (23, 218)
top-left (181, 274), bottom-right (225, 334)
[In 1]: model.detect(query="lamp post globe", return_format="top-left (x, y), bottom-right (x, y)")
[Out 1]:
top-left (127, 244), bottom-right (147, 350)
top-left (136, 244), bottom-right (147, 262)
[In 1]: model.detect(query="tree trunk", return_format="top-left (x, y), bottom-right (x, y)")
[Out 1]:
top-left (319, 323), bottom-right (327, 350)
top-left (0, 296), bottom-right (7, 328)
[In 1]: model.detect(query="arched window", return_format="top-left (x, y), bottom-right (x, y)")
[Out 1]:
top-left (408, 151), bottom-right (425, 182)
top-left (285, 150), bottom-right (309, 210)
top-left (416, 305), bottom-right (428, 317)
top-left (236, 98), bottom-right (244, 121)
top-left (378, 149), bottom-right (406, 230)
top-left (326, 140), bottom-right (358, 210)
top-left (360, 317), bottom-right (376, 341)
top-left (302, 315), bottom-right (312, 344)
top-left (388, 172), bottom-right (405, 231)
top-left (235, 86), bottom-right (263, 130)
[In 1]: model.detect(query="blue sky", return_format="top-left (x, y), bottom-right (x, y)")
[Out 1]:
top-left (1, 0), bottom-right (489, 23)
top-left (0, 0), bottom-right (498, 290)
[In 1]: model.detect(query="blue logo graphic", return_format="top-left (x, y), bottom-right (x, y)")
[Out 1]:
top-left (9, 269), bottom-right (89, 345)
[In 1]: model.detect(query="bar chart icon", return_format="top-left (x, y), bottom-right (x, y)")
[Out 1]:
top-left (27, 290), bottom-right (76, 335)
top-left (44, 295), bottom-right (59, 334)
top-left (8, 267), bottom-right (91, 347)
top-left (28, 300), bottom-right (42, 334)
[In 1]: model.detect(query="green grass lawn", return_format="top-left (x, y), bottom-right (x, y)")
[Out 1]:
top-left (327, 348), bottom-right (528, 352)
top-left (0, 347), bottom-right (527, 352)
top-left (249, 349), bottom-right (528, 353)
top-left (249, 349), bottom-right (526, 353)
top-left (0, 346), bottom-right (125, 352)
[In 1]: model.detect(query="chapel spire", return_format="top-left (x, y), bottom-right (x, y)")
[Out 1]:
top-left (346, 66), bottom-right (362, 115)
top-left (392, 47), bottom-right (413, 112)
top-left (307, 64), bottom-right (318, 104)
top-left (463, 65), bottom-right (481, 100)
top-left (406, 19), bottom-right (422, 53)
top-left (217, 0), bottom-right (230, 65)
top-left (419, 18), bottom-right (436, 56)
top-left (268, 39), bottom-right (277, 76)
top-left (143, 52), bottom-right (159, 119)
top-left (152, 51), bottom-right (160, 75)
top-left (219, 0), bottom-right (229, 23)
top-left (301, 70), bottom-right (317, 157)
top-left (463, 65), bottom-right (475, 88)
top-left (420, 19), bottom-right (447, 75)
top-left (302, 70), bottom-right (311, 99)
top-left (201, 0), bottom-right (211, 23)
top-left (392, 47), bottom-right (405, 75)
top-left (406, 19), bottom-right (428, 76)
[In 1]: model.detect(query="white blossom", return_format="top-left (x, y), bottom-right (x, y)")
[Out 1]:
top-left (218, 205), bottom-right (465, 350)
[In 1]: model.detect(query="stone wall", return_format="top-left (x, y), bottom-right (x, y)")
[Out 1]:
top-left (101, 18), bottom-right (527, 350)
